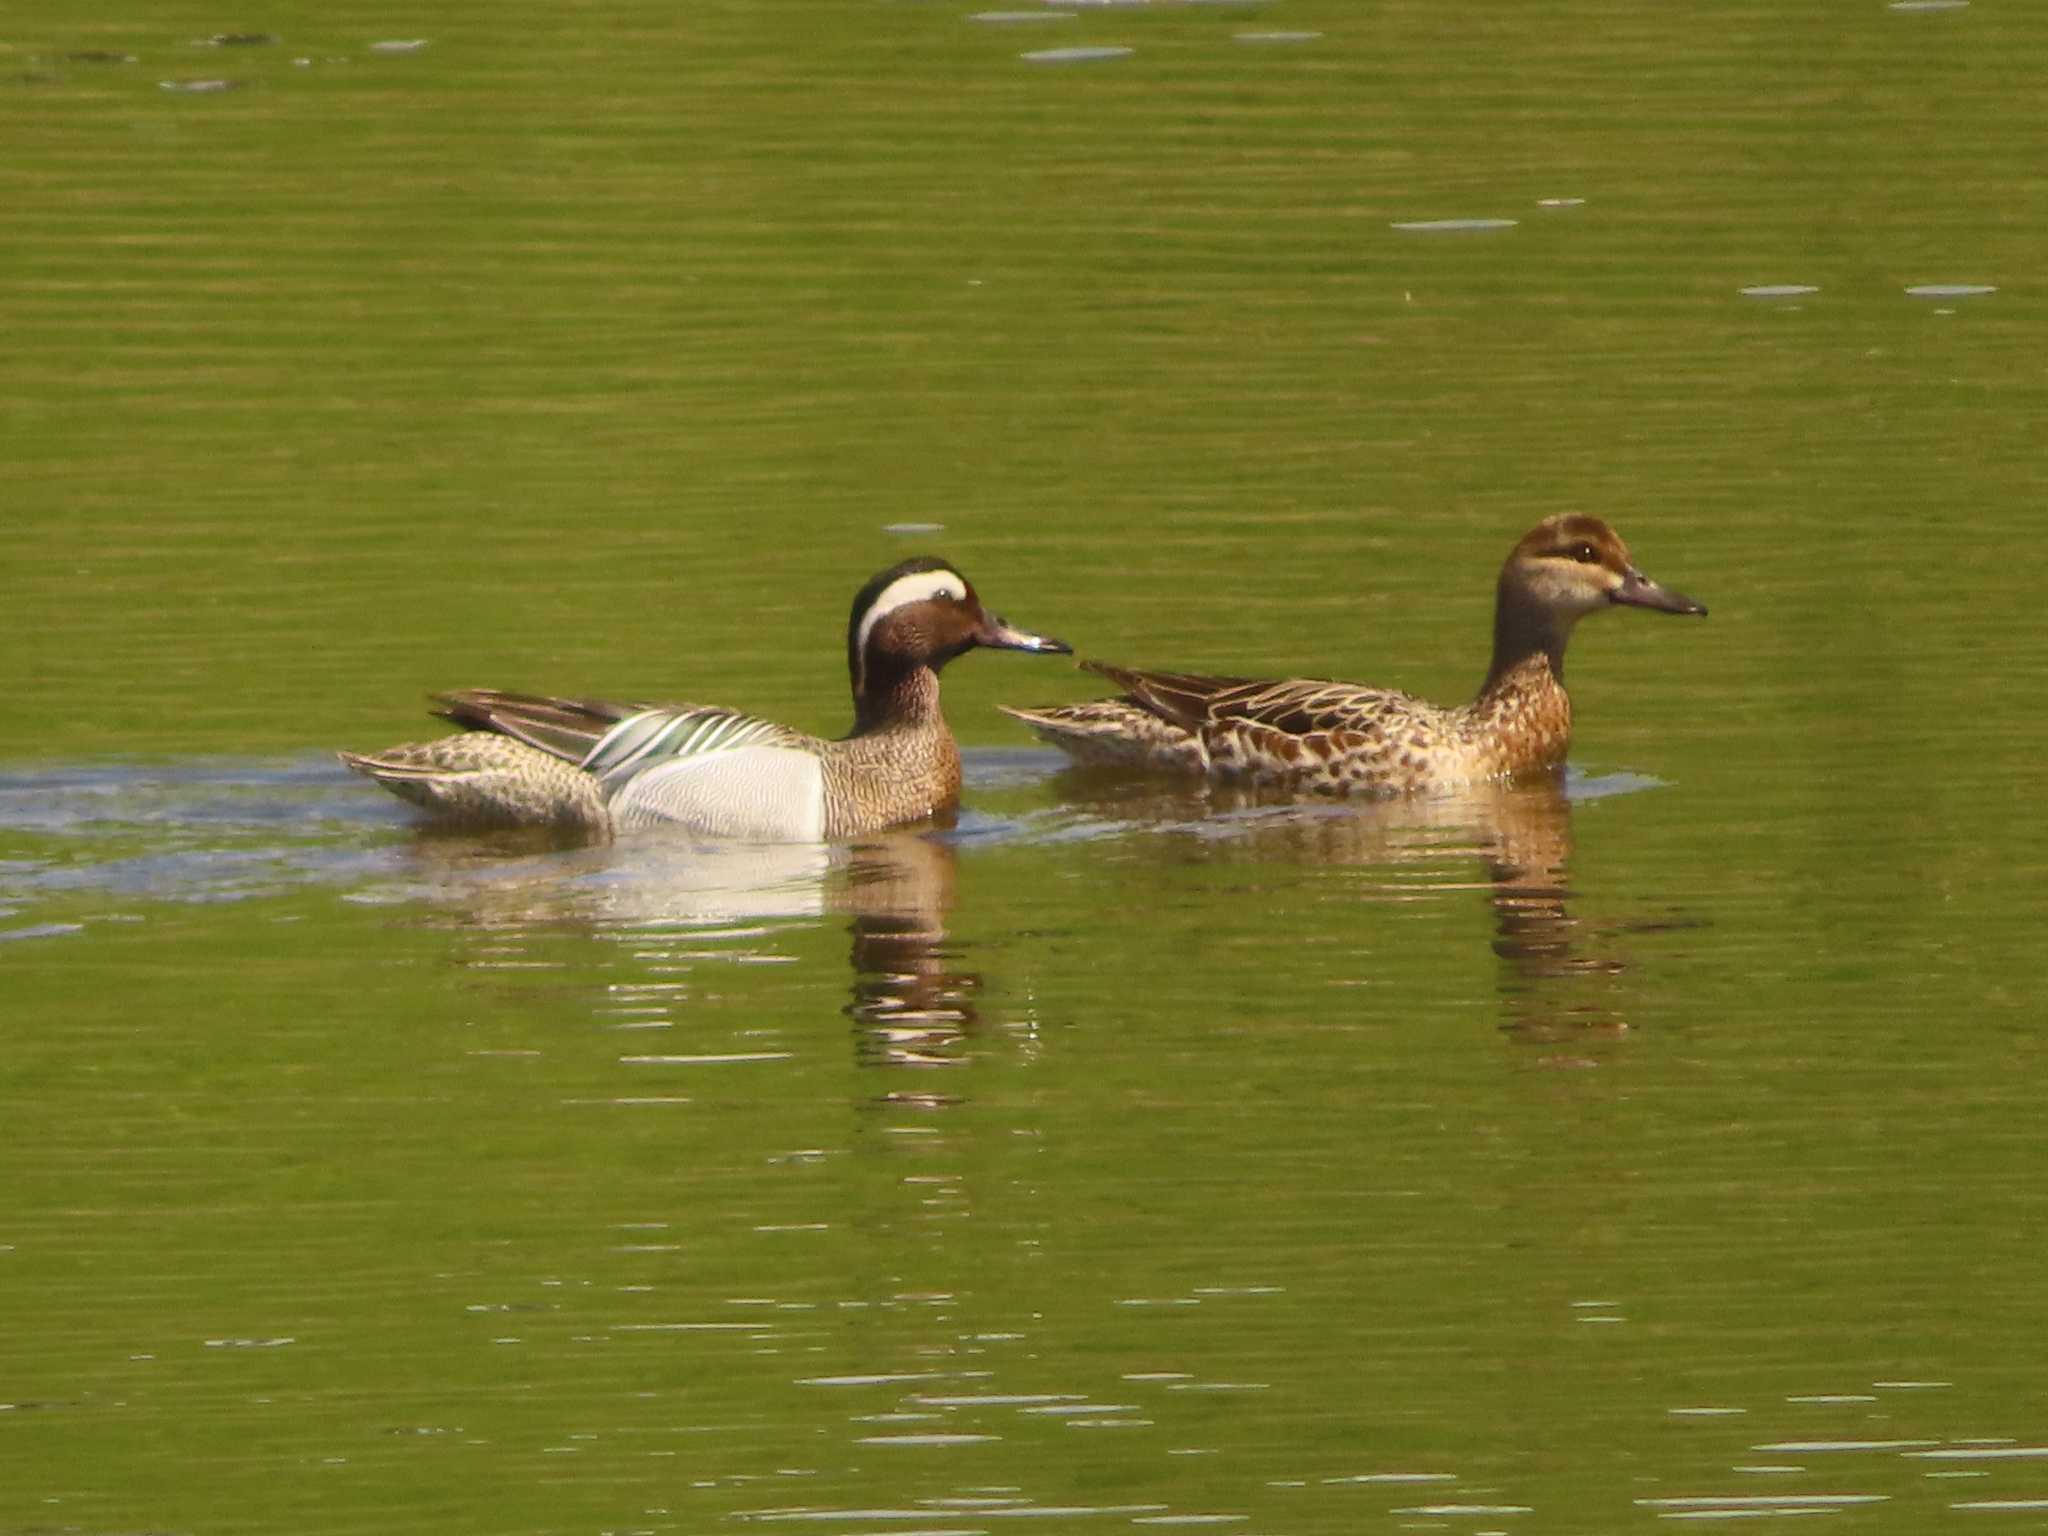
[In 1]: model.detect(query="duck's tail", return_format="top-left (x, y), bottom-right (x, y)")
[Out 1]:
top-left (998, 700), bottom-right (1208, 772)
top-left (338, 735), bottom-right (611, 834)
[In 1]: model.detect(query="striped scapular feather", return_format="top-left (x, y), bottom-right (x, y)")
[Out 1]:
top-left (431, 689), bottom-right (645, 762)
top-left (584, 706), bottom-right (811, 794)
top-left (431, 689), bottom-right (809, 803)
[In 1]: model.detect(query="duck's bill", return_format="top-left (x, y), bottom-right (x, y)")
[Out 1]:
top-left (1613, 569), bottom-right (1708, 617)
top-left (978, 615), bottom-right (1073, 655)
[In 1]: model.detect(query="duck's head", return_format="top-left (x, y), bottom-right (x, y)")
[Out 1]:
top-left (846, 557), bottom-right (1071, 703)
top-left (1501, 514), bottom-right (1707, 623)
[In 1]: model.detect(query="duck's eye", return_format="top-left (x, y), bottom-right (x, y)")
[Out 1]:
top-left (1568, 542), bottom-right (1599, 564)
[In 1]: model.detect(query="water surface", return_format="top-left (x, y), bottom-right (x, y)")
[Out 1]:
top-left (5, 0), bottom-right (2048, 1531)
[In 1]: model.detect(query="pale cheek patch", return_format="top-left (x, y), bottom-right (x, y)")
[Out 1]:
top-left (854, 569), bottom-right (967, 663)
top-left (1533, 562), bottom-right (1614, 616)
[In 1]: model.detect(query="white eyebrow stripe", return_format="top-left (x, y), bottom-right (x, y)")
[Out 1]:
top-left (853, 569), bottom-right (967, 664)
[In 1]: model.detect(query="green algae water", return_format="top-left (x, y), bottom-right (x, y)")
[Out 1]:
top-left (6, 2), bottom-right (2048, 1531)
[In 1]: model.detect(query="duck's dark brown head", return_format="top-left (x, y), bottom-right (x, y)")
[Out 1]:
top-left (845, 557), bottom-right (1070, 715)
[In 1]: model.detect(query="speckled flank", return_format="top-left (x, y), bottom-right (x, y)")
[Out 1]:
top-left (1003, 515), bottom-right (1703, 796)
top-left (338, 734), bottom-right (610, 833)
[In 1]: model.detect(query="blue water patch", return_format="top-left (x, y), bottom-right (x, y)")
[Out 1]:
top-left (0, 920), bottom-right (84, 943)
top-left (0, 753), bottom-right (1666, 930)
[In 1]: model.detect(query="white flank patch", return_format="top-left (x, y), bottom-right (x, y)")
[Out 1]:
top-left (614, 746), bottom-right (826, 842)
top-left (854, 568), bottom-right (967, 665)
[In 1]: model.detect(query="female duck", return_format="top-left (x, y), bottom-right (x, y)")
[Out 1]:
top-left (1003, 515), bottom-right (1704, 796)
top-left (343, 557), bottom-right (1070, 839)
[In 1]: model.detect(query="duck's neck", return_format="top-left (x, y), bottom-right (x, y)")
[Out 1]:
top-left (1465, 584), bottom-right (1575, 775)
top-left (852, 663), bottom-right (945, 736)
top-left (1480, 582), bottom-right (1572, 700)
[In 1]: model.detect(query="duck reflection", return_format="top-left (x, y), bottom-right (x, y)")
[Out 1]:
top-left (839, 834), bottom-right (982, 1081)
top-left (1045, 768), bottom-right (1631, 1042)
top-left (373, 823), bottom-right (979, 1075)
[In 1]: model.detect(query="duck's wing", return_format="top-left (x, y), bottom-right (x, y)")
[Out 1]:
top-left (1081, 662), bottom-right (1416, 738)
top-left (438, 686), bottom-right (811, 768)
top-left (580, 704), bottom-right (813, 792)
top-left (432, 689), bottom-right (650, 763)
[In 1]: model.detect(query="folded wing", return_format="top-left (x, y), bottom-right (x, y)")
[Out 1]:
top-left (432, 689), bottom-right (647, 762)
top-left (1081, 661), bottom-right (1417, 737)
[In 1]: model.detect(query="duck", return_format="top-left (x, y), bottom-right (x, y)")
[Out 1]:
top-left (1002, 515), bottom-right (1704, 796)
top-left (341, 557), bottom-right (1070, 840)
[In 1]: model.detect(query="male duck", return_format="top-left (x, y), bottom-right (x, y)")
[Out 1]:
top-left (1003, 515), bottom-right (1704, 796)
top-left (342, 557), bottom-right (1070, 840)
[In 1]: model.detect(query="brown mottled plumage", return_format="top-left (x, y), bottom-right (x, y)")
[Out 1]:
top-left (1002, 515), bottom-right (1705, 796)
top-left (341, 558), bottom-right (1069, 841)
